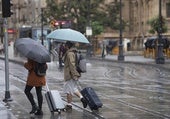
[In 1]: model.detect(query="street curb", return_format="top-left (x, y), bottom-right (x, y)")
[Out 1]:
top-left (89, 56), bottom-right (170, 71)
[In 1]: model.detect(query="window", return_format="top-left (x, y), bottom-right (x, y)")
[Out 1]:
top-left (166, 3), bottom-right (170, 18)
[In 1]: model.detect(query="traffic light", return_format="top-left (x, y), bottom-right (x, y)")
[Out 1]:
top-left (50, 20), bottom-right (72, 28)
top-left (61, 20), bottom-right (72, 28)
top-left (2, 0), bottom-right (13, 18)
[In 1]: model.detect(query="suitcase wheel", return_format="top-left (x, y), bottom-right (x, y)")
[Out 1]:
top-left (57, 109), bottom-right (65, 114)
top-left (92, 108), bottom-right (99, 112)
top-left (91, 107), bottom-right (99, 111)
top-left (50, 111), bottom-right (54, 114)
top-left (57, 110), bottom-right (61, 114)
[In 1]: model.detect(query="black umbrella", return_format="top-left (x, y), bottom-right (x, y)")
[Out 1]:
top-left (14, 38), bottom-right (51, 63)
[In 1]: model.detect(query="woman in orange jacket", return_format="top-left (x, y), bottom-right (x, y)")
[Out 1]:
top-left (24, 59), bottom-right (47, 115)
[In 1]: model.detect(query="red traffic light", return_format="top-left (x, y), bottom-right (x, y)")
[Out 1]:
top-left (7, 29), bottom-right (16, 34)
top-left (50, 20), bottom-right (72, 28)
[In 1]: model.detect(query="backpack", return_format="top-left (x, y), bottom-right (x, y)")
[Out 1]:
top-left (34, 63), bottom-right (47, 77)
top-left (75, 53), bottom-right (87, 73)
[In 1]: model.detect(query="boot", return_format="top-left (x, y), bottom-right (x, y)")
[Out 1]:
top-left (35, 109), bottom-right (43, 115)
top-left (81, 98), bottom-right (87, 108)
top-left (30, 104), bottom-right (38, 114)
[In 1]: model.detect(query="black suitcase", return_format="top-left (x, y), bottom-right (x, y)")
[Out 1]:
top-left (81, 87), bottom-right (103, 110)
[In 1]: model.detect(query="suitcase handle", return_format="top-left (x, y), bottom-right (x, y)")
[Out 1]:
top-left (46, 79), bottom-right (50, 91)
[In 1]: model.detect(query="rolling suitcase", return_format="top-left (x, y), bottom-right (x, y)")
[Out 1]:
top-left (45, 81), bottom-right (65, 113)
top-left (81, 87), bottom-right (103, 110)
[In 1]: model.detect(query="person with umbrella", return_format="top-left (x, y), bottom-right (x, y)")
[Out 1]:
top-left (14, 38), bottom-right (50, 115)
top-left (24, 59), bottom-right (47, 115)
top-left (63, 41), bottom-right (87, 110)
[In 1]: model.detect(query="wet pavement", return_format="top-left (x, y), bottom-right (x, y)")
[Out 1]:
top-left (0, 59), bottom-right (102, 119)
top-left (0, 46), bottom-right (170, 119)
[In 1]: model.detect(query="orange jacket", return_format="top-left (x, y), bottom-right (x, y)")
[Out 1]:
top-left (24, 59), bottom-right (46, 87)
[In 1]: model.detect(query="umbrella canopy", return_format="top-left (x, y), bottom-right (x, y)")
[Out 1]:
top-left (14, 38), bottom-right (51, 63)
top-left (46, 28), bottom-right (89, 44)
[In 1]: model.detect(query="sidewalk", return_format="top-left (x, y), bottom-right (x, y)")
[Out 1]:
top-left (92, 54), bottom-right (170, 70)
top-left (0, 52), bottom-right (170, 119)
top-left (0, 70), bottom-right (17, 119)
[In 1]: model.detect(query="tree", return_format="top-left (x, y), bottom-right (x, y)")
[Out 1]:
top-left (44, 0), bottom-right (126, 36)
top-left (91, 21), bottom-right (104, 36)
top-left (103, 1), bottom-right (119, 29)
top-left (147, 16), bottom-right (168, 34)
top-left (58, 0), bottom-right (106, 35)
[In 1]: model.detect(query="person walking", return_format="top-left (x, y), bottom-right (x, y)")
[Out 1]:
top-left (63, 41), bottom-right (87, 110)
top-left (101, 43), bottom-right (106, 58)
top-left (24, 59), bottom-right (47, 115)
top-left (58, 43), bottom-right (65, 68)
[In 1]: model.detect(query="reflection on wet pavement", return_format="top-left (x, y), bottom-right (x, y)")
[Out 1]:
top-left (81, 61), bottom-right (170, 118)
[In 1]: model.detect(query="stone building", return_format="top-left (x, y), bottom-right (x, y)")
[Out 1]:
top-left (122, 0), bottom-right (170, 51)
top-left (97, 0), bottom-right (170, 52)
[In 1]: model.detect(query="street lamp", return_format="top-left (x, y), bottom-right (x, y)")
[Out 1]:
top-left (41, 8), bottom-right (44, 45)
top-left (86, 0), bottom-right (92, 57)
top-left (2, 19), bottom-right (12, 102)
top-left (118, 0), bottom-right (124, 61)
top-left (40, 0), bottom-right (46, 45)
top-left (155, 0), bottom-right (165, 64)
top-left (1, 0), bottom-right (13, 102)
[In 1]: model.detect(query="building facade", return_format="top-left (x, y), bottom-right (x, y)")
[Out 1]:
top-left (97, 0), bottom-right (170, 51)
top-left (123, 0), bottom-right (170, 50)
top-left (0, 0), bottom-right (170, 51)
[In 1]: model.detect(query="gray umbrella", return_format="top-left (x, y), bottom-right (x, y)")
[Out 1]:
top-left (14, 38), bottom-right (51, 63)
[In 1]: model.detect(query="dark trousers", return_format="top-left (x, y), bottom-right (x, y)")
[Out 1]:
top-left (59, 57), bottom-right (63, 67)
top-left (24, 85), bottom-right (43, 110)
